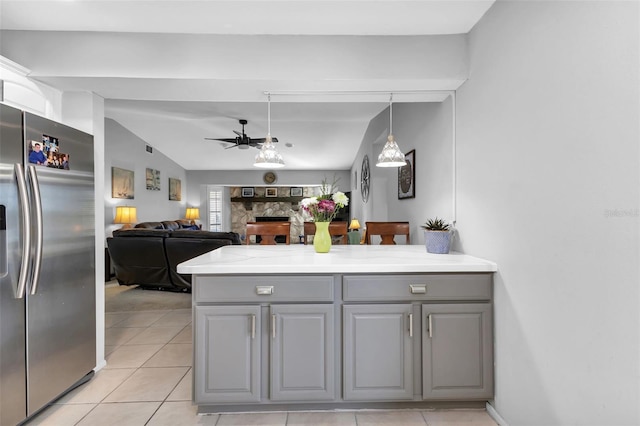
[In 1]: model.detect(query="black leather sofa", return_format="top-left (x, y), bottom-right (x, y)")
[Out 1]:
top-left (107, 226), bottom-right (241, 292)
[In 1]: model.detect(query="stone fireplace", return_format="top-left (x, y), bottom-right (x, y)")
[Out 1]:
top-left (230, 186), bottom-right (350, 243)
top-left (230, 186), bottom-right (308, 243)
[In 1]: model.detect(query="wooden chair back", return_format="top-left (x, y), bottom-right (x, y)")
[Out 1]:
top-left (365, 222), bottom-right (410, 245)
top-left (245, 222), bottom-right (291, 245)
top-left (303, 221), bottom-right (349, 245)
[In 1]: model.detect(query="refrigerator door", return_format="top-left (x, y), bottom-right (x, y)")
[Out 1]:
top-left (0, 103), bottom-right (28, 426)
top-left (23, 113), bottom-right (96, 415)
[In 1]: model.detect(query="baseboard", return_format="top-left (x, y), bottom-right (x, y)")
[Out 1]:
top-left (486, 402), bottom-right (508, 426)
top-left (94, 359), bottom-right (107, 372)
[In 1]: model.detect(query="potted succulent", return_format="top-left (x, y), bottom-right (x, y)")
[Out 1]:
top-left (422, 217), bottom-right (452, 254)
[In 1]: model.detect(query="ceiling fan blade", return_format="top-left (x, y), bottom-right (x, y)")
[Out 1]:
top-left (205, 138), bottom-right (237, 143)
top-left (232, 130), bottom-right (243, 137)
top-left (224, 144), bottom-right (239, 149)
top-left (249, 137), bottom-right (278, 144)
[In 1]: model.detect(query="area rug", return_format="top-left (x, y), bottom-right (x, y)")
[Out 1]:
top-left (105, 283), bottom-right (191, 312)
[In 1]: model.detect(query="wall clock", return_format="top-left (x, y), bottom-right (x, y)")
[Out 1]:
top-left (263, 171), bottom-right (277, 184)
top-left (360, 155), bottom-right (370, 203)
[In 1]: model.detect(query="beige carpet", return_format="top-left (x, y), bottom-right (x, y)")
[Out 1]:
top-left (105, 283), bottom-right (191, 312)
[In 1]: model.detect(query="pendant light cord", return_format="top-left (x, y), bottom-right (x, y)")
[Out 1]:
top-left (267, 93), bottom-right (271, 136)
top-left (389, 93), bottom-right (393, 135)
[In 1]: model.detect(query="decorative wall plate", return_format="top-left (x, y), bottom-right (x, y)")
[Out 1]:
top-left (360, 155), bottom-right (370, 203)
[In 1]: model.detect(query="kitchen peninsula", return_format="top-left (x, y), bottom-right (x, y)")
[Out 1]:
top-left (178, 245), bottom-right (497, 413)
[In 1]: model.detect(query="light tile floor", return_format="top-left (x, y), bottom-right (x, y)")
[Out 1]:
top-left (25, 307), bottom-right (498, 426)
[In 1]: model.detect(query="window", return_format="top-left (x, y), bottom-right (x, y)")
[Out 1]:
top-left (208, 189), bottom-right (223, 231)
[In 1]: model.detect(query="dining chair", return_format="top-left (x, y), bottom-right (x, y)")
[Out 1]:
top-left (365, 222), bottom-right (410, 245)
top-left (245, 222), bottom-right (291, 245)
top-left (303, 221), bottom-right (349, 245)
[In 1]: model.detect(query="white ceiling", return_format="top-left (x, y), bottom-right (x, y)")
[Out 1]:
top-left (0, 0), bottom-right (494, 170)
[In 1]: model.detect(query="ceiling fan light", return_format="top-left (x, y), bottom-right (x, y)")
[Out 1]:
top-left (376, 134), bottom-right (406, 167)
top-left (254, 135), bottom-right (285, 168)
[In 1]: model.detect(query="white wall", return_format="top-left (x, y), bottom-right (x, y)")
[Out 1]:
top-left (351, 100), bottom-right (454, 243)
top-left (350, 107), bottom-right (388, 225)
top-left (105, 119), bottom-right (187, 235)
top-left (384, 100), bottom-right (454, 242)
top-left (61, 92), bottom-right (107, 371)
top-left (456, 1), bottom-right (639, 424)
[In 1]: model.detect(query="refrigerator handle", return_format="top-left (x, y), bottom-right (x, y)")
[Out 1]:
top-left (14, 163), bottom-right (31, 299)
top-left (26, 165), bottom-right (44, 295)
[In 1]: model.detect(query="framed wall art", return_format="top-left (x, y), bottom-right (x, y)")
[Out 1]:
top-left (290, 187), bottom-right (303, 197)
top-left (398, 149), bottom-right (415, 200)
top-left (146, 168), bottom-right (161, 191)
top-left (169, 177), bottom-right (182, 201)
top-left (265, 187), bottom-right (278, 197)
top-left (111, 167), bottom-right (134, 199)
top-left (242, 187), bottom-right (255, 197)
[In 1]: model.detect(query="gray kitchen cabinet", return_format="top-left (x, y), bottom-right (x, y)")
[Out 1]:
top-left (194, 305), bottom-right (261, 403)
top-left (343, 304), bottom-right (414, 401)
top-left (191, 271), bottom-right (494, 412)
top-left (422, 303), bottom-right (493, 399)
top-left (270, 304), bottom-right (335, 401)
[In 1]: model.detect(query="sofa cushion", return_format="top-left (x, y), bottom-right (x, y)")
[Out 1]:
top-left (134, 221), bottom-right (165, 229)
top-left (170, 230), bottom-right (241, 244)
top-left (113, 229), bottom-right (172, 238)
top-left (162, 221), bottom-right (181, 231)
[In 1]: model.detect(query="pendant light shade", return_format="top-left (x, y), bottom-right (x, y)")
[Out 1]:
top-left (254, 93), bottom-right (285, 168)
top-left (376, 94), bottom-right (406, 168)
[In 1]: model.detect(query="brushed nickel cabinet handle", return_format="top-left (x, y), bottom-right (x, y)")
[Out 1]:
top-left (251, 314), bottom-right (256, 339)
top-left (409, 313), bottom-right (413, 338)
top-left (272, 314), bottom-right (276, 339)
top-left (410, 284), bottom-right (426, 294)
top-left (256, 285), bottom-right (274, 295)
top-left (428, 314), bottom-right (433, 338)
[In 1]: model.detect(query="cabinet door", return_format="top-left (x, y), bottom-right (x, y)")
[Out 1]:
top-left (343, 304), bottom-right (414, 401)
top-left (270, 304), bottom-right (335, 401)
top-left (422, 303), bottom-right (493, 399)
top-left (194, 305), bottom-right (261, 403)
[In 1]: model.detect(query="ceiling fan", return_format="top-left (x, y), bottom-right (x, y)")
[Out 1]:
top-left (205, 119), bottom-right (279, 150)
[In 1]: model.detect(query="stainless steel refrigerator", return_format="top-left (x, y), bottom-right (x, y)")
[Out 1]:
top-left (1, 103), bottom-right (96, 425)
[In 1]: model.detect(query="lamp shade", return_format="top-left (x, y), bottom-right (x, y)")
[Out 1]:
top-left (114, 206), bottom-right (137, 224)
top-left (349, 218), bottom-right (361, 230)
top-left (254, 136), bottom-right (285, 168)
top-left (185, 207), bottom-right (200, 220)
top-left (376, 134), bottom-right (406, 167)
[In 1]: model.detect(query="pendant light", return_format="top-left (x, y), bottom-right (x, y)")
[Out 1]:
top-left (376, 94), bottom-right (406, 167)
top-left (254, 93), bottom-right (285, 168)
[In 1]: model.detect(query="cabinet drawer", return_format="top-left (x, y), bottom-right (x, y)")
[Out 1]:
top-left (195, 275), bottom-right (335, 303)
top-left (343, 274), bottom-right (491, 302)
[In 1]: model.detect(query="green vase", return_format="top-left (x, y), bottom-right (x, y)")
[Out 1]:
top-left (313, 221), bottom-right (332, 253)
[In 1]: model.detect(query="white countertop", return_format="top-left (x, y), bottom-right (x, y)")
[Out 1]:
top-left (177, 245), bottom-right (497, 275)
